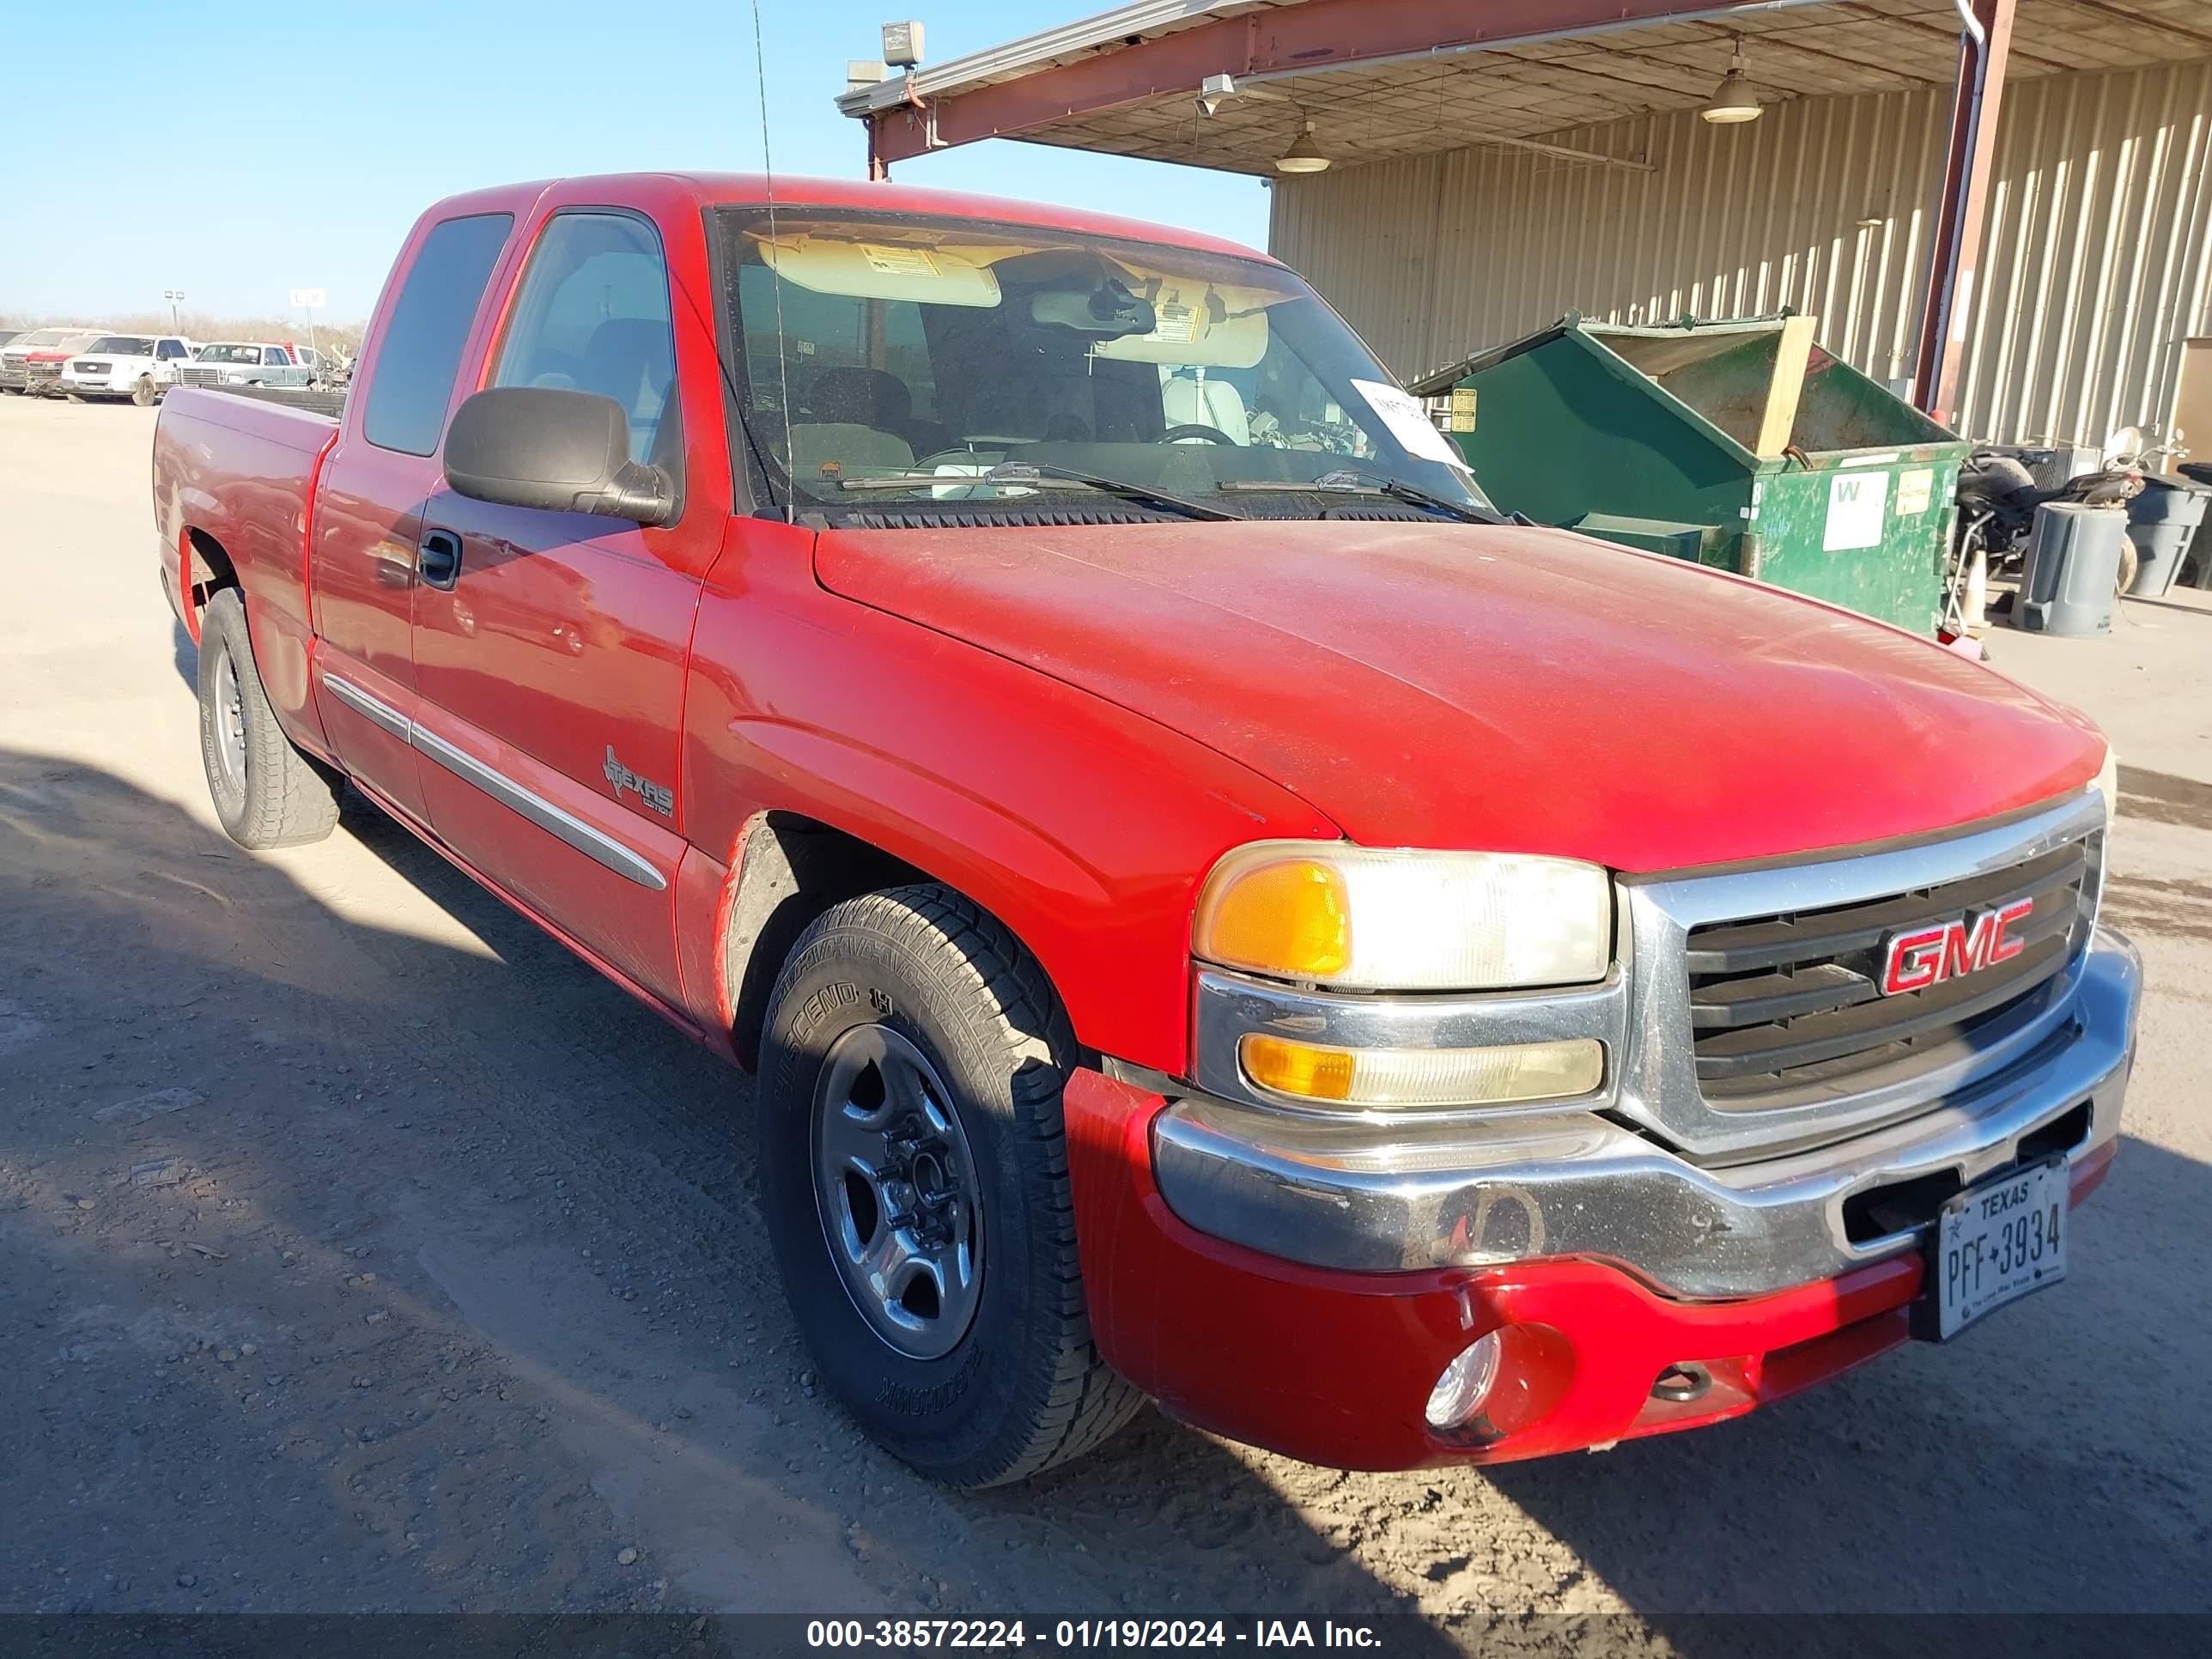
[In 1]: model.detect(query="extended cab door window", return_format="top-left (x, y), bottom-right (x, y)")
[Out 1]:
top-left (361, 211), bottom-right (514, 455)
top-left (491, 210), bottom-right (684, 493)
top-left (409, 205), bottom-right (696, 1000)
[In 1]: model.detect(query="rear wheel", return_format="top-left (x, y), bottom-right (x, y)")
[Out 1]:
top-left (757, 885), bottom-right (1141, 1487)
top-left (197, 587), bottom-right (343, 848)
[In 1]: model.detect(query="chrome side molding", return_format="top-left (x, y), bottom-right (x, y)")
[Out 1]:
top-left (319, 673), bottom-right (667, 892)
top-left (321, 672), bottom-right (409, 740)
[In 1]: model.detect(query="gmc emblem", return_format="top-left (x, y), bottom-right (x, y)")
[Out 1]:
top-left (1879, 899), bottom-right (2034, 995)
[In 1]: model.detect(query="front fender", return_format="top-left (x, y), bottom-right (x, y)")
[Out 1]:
top-left (680, 529), bottom-right (1339, 1075)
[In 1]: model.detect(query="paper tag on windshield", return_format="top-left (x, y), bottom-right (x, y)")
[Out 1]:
top-left (860, 243), bottom-right (940, 277)
top-left (1150, 303), bottom-right (1200, 345)
top-left (1352, 379), bottom-right (1473, 473)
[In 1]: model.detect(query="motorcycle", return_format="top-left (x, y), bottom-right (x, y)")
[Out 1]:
top-left (1946, 444), bottom-right (2147, 633)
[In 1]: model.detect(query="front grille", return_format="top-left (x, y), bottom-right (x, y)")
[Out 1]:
top-left (177, 365), bottom-right (222, 386)
top-left (1684, 835), bottom-right (2100, 1108)
top-left (26, 361), bottom-right (62, 383)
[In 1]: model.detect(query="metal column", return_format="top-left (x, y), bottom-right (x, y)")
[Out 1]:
top-left (1911, 0), bottom-right (2018, 428)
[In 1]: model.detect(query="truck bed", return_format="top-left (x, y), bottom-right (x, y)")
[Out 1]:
top-left (193, 381), bottom-right (349, 420)
top-left (153, 386), bottom-right (337, 604)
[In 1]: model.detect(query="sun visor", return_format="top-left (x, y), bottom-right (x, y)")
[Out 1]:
top-left (752, 233), bottom-right (1003, 307)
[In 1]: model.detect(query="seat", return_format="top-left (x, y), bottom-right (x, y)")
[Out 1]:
top-left (580, 319), bottom-right (675, 465)
top-left (807, 365), bottom-right (947, 456)
top-left (1161, 371), bottom-right (1250, 444)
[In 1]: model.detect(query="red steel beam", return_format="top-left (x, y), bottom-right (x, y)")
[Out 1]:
top-left (1911, 0), bottom-right (2016, 428)
top-left (866, 0), bottom-right (1814, 166)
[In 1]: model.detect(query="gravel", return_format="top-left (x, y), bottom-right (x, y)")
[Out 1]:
top-left (1, 397), bottom-right (2206, 1626)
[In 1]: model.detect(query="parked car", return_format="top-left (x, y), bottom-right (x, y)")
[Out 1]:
top-left (2, 326), bottom-right (110, 394)
top-left (151, 173), bottom-right (2137, 1488)
top-left (59, 334), bottom-right (198, 405)
top-left (174, 340), bottom-right (320, 391)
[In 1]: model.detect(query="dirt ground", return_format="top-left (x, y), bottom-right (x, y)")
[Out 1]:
top-left (3, 393), bottom-right (2209, 1635)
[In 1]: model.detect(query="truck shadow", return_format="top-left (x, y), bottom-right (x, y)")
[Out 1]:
top-left (9, 742), bottom-right (2203, 1638)
top-left (0, 746), bottom-right (1455, 1642)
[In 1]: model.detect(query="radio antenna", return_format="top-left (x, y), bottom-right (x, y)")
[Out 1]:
top-left (750, 0), bottom-right (797, 523)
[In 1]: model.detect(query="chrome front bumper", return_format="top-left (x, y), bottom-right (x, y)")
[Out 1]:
top-left (1153, 926), bottom-right (2138, 1300)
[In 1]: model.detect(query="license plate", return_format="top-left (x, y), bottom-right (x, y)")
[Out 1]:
top-left (1929, 1158), bottom-right (2068, 1340)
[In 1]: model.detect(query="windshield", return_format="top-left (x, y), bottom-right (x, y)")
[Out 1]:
top-left (714, 210), bottom-right (1488, 519)
top-left (85, 336), bottom-right (154, 355)
top-left (198, 343), bottom-right (266, 363)
top-left (15, 330), bottom-right (81, 349)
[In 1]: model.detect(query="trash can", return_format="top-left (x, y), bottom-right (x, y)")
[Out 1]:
top-left (2016, 503), bottom-right (2127, 636)
top-left (2123, 475), bottom-right (2209, 599)
top-left (1410, 313), bottom-right (1969, 635)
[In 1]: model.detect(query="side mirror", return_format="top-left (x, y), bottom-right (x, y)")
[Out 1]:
top-left (444, 386), bottom-right (672, 526)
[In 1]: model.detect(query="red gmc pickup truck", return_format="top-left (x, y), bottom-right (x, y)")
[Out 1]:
top-left (153, 172), bottom-right (2139, 1487)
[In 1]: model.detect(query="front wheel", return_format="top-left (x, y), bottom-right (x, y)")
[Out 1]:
top-left (132, 376), bottom-right (159, 407)
top-left (197, 587), bottom-right (343, 848)
top-left (757, 886), bottom-right (1141, 1487)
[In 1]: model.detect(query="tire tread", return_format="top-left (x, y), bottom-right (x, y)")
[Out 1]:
top-left (777, 884), bottom-right (1142, 1486)
top-left (199, 587), bottom-right (342, 849)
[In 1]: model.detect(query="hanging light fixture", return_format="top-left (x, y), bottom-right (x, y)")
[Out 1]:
top-left (1701, 36), bottom-right (1762, 125)
top-left (1275, 118), bottom-right (1332, 173)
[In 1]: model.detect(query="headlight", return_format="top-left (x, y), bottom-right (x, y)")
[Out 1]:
top-left (1194, 842), bottom-right (1611, 991)
top-left (2092, 744), bottom-right (2118, 827)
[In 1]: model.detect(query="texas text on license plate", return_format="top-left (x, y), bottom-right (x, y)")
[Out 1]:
top-left (1926, 1157), bottom-right (2068, 1340)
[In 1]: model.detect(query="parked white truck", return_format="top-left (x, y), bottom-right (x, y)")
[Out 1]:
top-left (58, 334), bottom-right (198, 405)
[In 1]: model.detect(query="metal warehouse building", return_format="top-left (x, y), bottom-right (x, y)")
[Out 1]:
top-left (838, 1), bottom-right (2212, 455)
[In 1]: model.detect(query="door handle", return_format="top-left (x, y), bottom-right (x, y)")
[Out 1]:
top-left (417, 528), bottom-right (463, 590)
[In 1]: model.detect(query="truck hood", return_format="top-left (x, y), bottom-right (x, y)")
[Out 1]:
top-left (814, 520), bottom-right (2104, 872)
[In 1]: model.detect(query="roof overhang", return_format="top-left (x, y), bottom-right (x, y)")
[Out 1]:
top-left (838, 0), bottom-right (2212, 175)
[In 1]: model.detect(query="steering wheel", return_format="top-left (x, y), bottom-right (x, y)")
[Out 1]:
top-left (1163, 423), bottom-right (1235, 445)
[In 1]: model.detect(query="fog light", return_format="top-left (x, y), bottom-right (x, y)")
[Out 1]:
top-left (1239, 1033), bottom-right (1602, 1109)
top-left (1425, 1332), bottom-right (1504, 1432)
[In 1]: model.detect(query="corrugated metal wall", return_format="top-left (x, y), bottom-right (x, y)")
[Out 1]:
top-left (1272, 58), bottom-right (2212, 447)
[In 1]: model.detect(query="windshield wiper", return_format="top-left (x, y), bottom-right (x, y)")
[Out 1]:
top-left (836, 460), bottom-right (1242, 522)
top-left (1218, 469), bottom-right (1507, 526)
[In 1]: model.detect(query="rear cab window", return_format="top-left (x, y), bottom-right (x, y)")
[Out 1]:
top-left (362, 212), bottom-right (515, 456)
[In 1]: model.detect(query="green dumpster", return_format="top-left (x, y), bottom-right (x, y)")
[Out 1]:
top-left (1408, 314), bottom-right (1971, 634)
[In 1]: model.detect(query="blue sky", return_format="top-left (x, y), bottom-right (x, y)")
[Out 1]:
top-left (1, 1), bottom-right (1273, 320)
